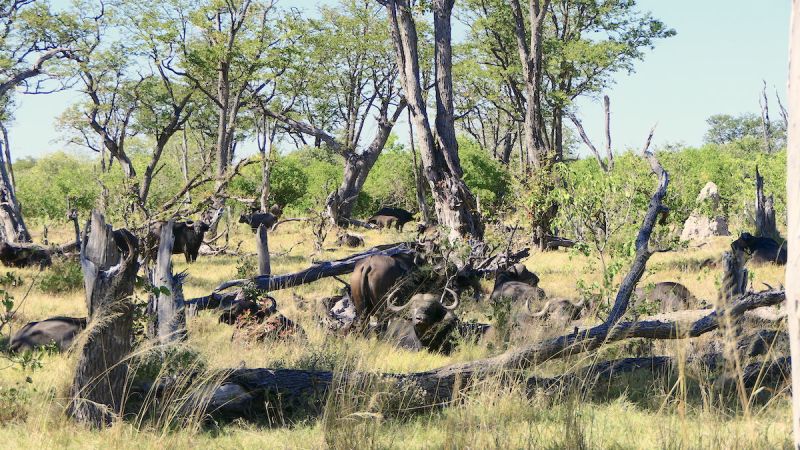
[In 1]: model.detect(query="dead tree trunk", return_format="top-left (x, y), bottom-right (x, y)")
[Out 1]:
top-left (785, 3), bottom-right (800, 445)
top-left (256, 223), bottom-right (270, 276)
top-left (149, 219), bottom-right (186, 344)
top-left (0, 122), bottom-right (30, 243)
top-left (755, 166), bottom-right (780, 240)
top-left (760, 80), bottom-right (774, 153)
top-left (69, 211), bottom-right (139, 427)
top-left (720, 250), bottom-right (748, 306)
top-left (603, 95), bottom-right (614, 170)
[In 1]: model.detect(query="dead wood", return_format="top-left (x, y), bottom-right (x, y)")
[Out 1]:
top-left (69, 211), bottom-right (139, 427)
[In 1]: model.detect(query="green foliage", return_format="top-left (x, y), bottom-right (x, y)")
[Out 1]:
top-left (130, 347), bottom-right (207, 385)
top-left (15, 152), bottom-right (99, 220)
top-left (38, 258), bottom-right (84, 295)
top-left (0, 384), bottom-right (31, 423)
top-left (353, 139), bottom-right (417, 217)
top-left (235, 256), bottom-right (258, 280)
top-left (704, 113), bottom-right (785, 149)
top-left (229, 154), bottom-right (310, 209)
top-left (458, 139), bottom-right (511, 214)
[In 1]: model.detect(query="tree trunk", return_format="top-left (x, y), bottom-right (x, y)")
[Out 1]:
top-left (509, 0), bottom-right (550, 170)
top-left (409, 109), bottom-right (432, 224)
top-left (259, 120), bottom-right (275, 213)
top-left (257, 223), bottom-right (270, 276)
top-left (326, 102), bottom-right (407, 224)
top-left (149, 219), bottom-right (186, 344)
top-left (785, 2), bottom-right (800, 445)
top-left (755, 167), bottom-right (780, 240)
top-left (0, 123), bottom-right (30, 243)
top-left (386, 0), bottom-right (483, 240)
top-left (69, 211), bottom-right (139, 427)
top-left (603, 95), bottom-right (614, 170)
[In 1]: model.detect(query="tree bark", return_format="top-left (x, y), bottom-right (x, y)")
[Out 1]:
top-left (408, 108), bottom-right (432, 224)
top-left (509, 0), bottom-right (551, 169)
top-left (69, 211), bottom-right (139, 427)
top-left (0, 122), bottom-right (30, 243)
top-left (755, 166), bottom-right (780, 240)
top-left (760, 80), bottom-right (774, 153)
top-left (603, 95), bottom-right (614, 170)
top-left (785, 2), bottom-right (800, 445)
top-left (149, 219), bottom-right (187, 344)
top-left (384, 0), bottom-right (483, 240)
top-left (256, 223), bottom-right (270, 276)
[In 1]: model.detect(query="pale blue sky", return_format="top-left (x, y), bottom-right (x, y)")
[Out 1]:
top-left (5, 0), bottom-right (792, 160)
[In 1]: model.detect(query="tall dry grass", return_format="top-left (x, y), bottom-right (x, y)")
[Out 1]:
top-left (0, 221), bottom-right (791, 449)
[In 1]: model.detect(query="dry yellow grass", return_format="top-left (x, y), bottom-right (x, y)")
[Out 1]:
top-left (0, 221), bottom-right (791, 449)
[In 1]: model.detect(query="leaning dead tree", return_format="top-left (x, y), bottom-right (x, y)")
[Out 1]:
top-left (0, 122), bottom-right (30, 243)
top-left (69, 211), bottom-right (139, 427)
top-left (755, 166), bottom-right (780, 240)
top-left (785, 2), bottom-right (800, 445)
top-left (186, 243), bottom-right (416, 311)
top-left (148, 220), bottom-right (187, 344)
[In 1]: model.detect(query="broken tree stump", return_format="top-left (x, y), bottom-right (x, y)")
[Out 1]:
top-left (69, 211), bottom-right (139, 427)
top-left (149, 219), bottom-right (187, 344)
top-left (755, 167), bottom-right (780, 240)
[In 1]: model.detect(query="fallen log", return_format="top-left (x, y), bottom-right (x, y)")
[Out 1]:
top-left (179, 289), bottom-right (791, 422)
top-left (211, 242), bottom-right (416, 292)
top-left (184, 243), bottom-right (416, 312)
top-left (270, 217), bottom-right (309, 232)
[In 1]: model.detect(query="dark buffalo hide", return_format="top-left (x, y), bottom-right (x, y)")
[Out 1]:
top-left (148, 220), bottom-right (210, 263)
top-left (371, 207), bottom-right (415, 231)
top-left (731, 232), bottom-right (787, 265)
top-left (9, 316), bottom-right (87, 353)
top-left (634, 281), bottom-right (696, 313)
top-left (350, 253), bottom-right (417, 319)
top-left (239, 212), bottom-right (278, 233)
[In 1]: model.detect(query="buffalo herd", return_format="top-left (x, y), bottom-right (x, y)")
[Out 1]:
top-left (5, 199), bottom-right (790, 358)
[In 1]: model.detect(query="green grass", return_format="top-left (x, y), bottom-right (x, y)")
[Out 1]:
top-left (0, 221), bottom-right (791, 449)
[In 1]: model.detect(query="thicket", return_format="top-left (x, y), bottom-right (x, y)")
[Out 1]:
top-left (12, 136), bottom-right (784, 236)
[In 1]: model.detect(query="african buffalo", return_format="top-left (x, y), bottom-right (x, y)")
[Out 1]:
top-left (368, 215), bottom-right (398, 230)
top-left (527, 298), bottom-right (587, 323)
top-left (384, 291), bottom-right (460, 354)
top-left (371, 207), bottom-right (415, 231)
top-left (335, 232), bottom-right (365, 248)
top-left (239, 212), bottom-right (278, 233)
top-left (490, 263), bottom-right (545, 310)
top-left (269, 204), bottom-right (283, 219)
top-left (148, 220), bottom-right (210, 263)
top-left (731, 232), bottom-right (787, 265)
top-left (490, 264), bottom-right (589, 330)
top-left (9, 316), bottom-right (87, 353)
top-left (218, 295), bottom-right (277, 325)
top-left (634, 281), bottom-right (696, 313)
top-left (350, 253), bottom-right (418, 321)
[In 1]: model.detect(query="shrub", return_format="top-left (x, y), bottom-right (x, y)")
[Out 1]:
top-left (38, 258), bottom-right (84, 294)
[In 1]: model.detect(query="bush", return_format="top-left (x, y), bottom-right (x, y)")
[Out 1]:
top-left (459, 139), bottom-right (511, 215)
top-left (38, 258), bottom-right (84, 294)
top-left (15, 152), bottom-right (98, 220)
